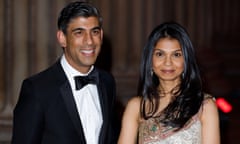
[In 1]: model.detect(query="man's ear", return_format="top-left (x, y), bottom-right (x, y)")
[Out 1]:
top-left (57, 30), bottom-right (67, 48)
top-left (100, 29), bottom-right (104, 45)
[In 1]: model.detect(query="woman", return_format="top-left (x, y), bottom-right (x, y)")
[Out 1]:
top-left (118, 22), bottom-right (220, 144)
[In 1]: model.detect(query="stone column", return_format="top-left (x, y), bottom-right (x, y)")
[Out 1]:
top-left (0, 0), bottom-right (14, 143)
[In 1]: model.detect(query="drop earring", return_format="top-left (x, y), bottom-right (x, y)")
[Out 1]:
top-left (182, 72), bottom-right (185, 78)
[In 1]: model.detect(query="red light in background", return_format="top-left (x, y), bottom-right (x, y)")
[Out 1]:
top-left (216, 98), bottom-right (232, 113)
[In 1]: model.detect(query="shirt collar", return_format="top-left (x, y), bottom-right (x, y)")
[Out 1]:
top-left (61, 54), bottom-right (94, 77)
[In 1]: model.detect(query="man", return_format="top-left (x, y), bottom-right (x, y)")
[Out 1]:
top-left (11, 1), bottom-right (116, 144)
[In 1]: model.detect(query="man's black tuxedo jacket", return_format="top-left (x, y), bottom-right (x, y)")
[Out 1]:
top-left (11, 60), bottom-right (117, 144)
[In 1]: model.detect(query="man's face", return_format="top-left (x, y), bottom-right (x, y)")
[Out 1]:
top-left (58, 16), bottom-right (103, 73)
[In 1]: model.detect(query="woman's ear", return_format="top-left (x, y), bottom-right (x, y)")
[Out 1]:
top-left (57, 30), bottom-right (67, 48)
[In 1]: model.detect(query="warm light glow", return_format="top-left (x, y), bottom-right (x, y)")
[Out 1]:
top-left (216, 98), bottom-right (232, 113)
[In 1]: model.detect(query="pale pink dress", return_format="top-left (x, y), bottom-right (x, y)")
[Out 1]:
top-left (138, 96), bottom-right (213, 144)
top-left (138, 113), bottom-right (201, 144)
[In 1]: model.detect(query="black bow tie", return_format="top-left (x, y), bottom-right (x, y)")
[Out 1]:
top-left (74, 68), bottom-right (99, 90)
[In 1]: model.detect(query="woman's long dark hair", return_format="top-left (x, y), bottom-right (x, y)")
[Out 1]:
top-left (138, 22), bottom-right (204, 129)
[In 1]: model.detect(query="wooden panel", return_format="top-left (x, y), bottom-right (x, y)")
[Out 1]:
top-left (0, 0), bottom-right (5, 108)
top-left (128, 0), bottom-right (143, 71)
top-left (111, 0), bottom-right (129, 72)
top-left (12, 0), bottom-right (29, 104)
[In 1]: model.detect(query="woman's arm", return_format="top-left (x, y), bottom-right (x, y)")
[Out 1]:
top-left (118, 97), bottom-right (141, 144)
top-left (201, 97), bottom-right (220, 144)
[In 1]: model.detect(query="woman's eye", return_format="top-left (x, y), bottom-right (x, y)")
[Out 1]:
top-left (155, 52), bottom-right (163, 57)
top-left (174, 52), bottom-right (182, 57)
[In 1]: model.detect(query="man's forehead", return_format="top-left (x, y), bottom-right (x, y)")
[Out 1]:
top-left (68, 16), bottom-right (100, 29)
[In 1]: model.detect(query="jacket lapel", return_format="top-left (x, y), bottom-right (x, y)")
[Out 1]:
top-left (59, 76), bottom-right (86, 143)
top-left (55, 60), bottom-right (86, 144)
top-left (57, 63), bottom-right (108, 144)
top-left (97, 76), bottom-right (109, 144)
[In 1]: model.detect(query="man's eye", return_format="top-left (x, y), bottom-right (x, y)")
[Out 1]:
top-left (74, 31), bottom-right (83, 36)
top-left (92, 30), bottom-right (100, 35)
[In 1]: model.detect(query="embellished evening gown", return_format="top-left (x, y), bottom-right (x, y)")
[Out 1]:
top-left (138, 113), bottom-right (201, 144)
top-left (138, 95), bottom-right (213, 144)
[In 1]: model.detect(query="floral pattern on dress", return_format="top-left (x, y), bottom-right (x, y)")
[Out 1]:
top-left (138, 114), bottom-right (201, 144)
top-left (138, 94), bottom-right (215, 144)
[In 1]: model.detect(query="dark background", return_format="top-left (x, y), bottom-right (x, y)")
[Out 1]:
top-left (0, 0), bottom-right (239, 143)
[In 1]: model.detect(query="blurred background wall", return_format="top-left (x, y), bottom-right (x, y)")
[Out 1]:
top-left (0, 0), bottom-right (239, 143)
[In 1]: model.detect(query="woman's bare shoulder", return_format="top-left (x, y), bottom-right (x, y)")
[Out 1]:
top-left (200, 94), bottom-right (220, 143)
top-left (201, 93), bottom-right (219, 121)
top-left (118, 96), bottom-right (142, 144)
top-left (125, 96), bottom-right (141, 113)
top-left (202, 93), bottom-right (217, 107)
top-left (125, 96), bottom-right (141, 117)
top-left (127, 96), bottom-right (141, 105)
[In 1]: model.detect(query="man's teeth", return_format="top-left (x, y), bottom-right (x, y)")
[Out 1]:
top-left (81, 50), bottom-right (94, 54)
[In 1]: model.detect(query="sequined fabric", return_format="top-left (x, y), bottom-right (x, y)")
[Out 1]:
top-left (138, 114), bottom-right (201, 144)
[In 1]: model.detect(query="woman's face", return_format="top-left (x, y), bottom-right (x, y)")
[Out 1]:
top-left (152, 38), bottom-right (184, 84)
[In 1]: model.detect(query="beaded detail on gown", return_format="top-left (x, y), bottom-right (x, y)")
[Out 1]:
top-left (138, 113), bottom-right (201, 144)
top-left (138, 94), bottom-right (213, 144)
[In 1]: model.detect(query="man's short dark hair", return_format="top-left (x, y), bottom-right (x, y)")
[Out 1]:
top-left (57, 1), bottom-right (103, 34)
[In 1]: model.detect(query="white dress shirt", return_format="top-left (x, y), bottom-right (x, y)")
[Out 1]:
top-left (60, 55), bottom-right (103, 144)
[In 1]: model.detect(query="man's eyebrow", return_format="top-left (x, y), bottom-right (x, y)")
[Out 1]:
top-left (72, 27), bottom-right (84, 32)
top-left (71, 26), bottom-right (101, 32)
top-left (92, 26), bottom-right (101, 30)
